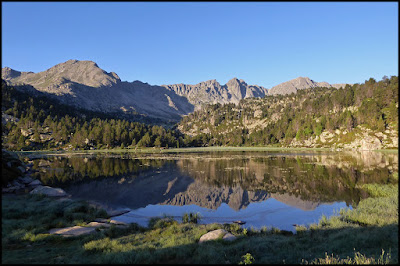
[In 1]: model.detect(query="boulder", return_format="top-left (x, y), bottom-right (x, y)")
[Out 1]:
top-left (17, 176), bottom-right (34, 184)
top-left (28, 179), bottom-right (42, 187)
top-left (86, 222), bottom-right (112, 228)
top-left (107, 208), bottom-right (131, 217)
top-left (109, 219), bottom-right (129, 226)
top-left (16, 166), bottom-right (26, 174)
top-left (222, 232), bottom-right (236, 241)
top-left (49, 226), bottom-right (97, 237)
top-left (2, 187), bottom-right (15, 193)
top-left (94, 218), bottom-right (109, 223)
top-left (11, 180), bottom-right (24, 188)
top-left (360, 136), bottom-right (382, 151)
top-left (199, 229), bottom-right (236, 243)
top-left (30, 185), bottom-right (69, 197)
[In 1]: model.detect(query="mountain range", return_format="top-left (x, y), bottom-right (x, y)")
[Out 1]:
top-left (2, 59), bottom-right (350, 122)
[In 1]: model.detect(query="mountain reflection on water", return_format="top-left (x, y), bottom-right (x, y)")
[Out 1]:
top-left (30, 151), bottom-right (398, 229)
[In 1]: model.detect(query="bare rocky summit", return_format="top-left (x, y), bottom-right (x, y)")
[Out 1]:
top-left (269, 77), bottom-right (351, 95)
top-left (162, 78), bottom-right (268, 110)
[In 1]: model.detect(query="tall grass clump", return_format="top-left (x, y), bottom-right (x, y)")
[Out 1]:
top-left (148, 216), bottom-right (176, 229)
top-left (182, 212), bottom-right (201, 224)
top-left (302, 249), bottom-right (391, 264)
top-left (340, 182), bottom-right (398, 226)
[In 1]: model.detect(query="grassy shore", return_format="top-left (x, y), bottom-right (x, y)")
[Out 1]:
top-left (2, 172), bottom-right (397, 264)
top-left (15, 146), bottom-right (398, 156)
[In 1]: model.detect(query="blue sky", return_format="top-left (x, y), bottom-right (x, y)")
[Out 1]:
top-left (2, 2), bottom-right (398, 88)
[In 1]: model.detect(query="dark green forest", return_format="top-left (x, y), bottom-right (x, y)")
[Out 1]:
top-left (1, 81), bottom-right (190, 150)
top-left (1, 76), bottom-right (398, 151)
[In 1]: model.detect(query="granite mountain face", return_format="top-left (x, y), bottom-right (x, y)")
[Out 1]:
top-left (2, 60), bottom-right (348, 121)
top-left (163, 78), bottom-right (268, 111)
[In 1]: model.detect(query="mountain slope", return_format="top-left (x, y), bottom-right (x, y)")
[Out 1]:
top-left (2, 60), bottom-right (351, 122)
top-left (2, 60), bottom-right (195, 122)
top-left (269, 76), bottom-right (350, 95)
top-left (2, 60), bottom-right (267, 121)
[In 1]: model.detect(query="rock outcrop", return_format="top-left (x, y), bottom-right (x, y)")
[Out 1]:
top-left (163, 78), bottom-right (268, 110)
top-left (2, 149), bottom-right (27, 187)
top-left (289, 124), bottom-right (397, 151)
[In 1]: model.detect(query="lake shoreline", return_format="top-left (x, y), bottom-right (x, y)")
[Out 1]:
top-left (14, 146), bottom-right (399, 157)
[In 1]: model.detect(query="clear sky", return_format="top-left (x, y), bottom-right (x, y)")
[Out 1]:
top-left (2, 2), bottom-right (398, 88)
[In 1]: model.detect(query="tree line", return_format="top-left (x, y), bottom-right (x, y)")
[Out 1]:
top-left (1, 75), bottom-right (398, 150)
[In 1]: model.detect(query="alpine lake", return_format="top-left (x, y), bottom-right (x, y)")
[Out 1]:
top-left (22, 149), bottom-right (398, 232)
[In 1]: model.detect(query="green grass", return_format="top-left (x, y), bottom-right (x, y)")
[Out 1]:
top-left (2, 174), bottom-right (398, 264)
top-left (16, 146), bottom-right (336, 156)
top-left (302, 249), bottom-right (392, 264)
top-left (16, 146), bottom-right (398, 158)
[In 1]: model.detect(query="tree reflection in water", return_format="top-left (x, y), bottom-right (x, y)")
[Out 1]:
top-left (31, 151), bottom-right (397, 209)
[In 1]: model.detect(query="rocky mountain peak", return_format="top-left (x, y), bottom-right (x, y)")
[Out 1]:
top-left (2, 67), bottom-right (22, 79)
top-left (199, 79), bottom-right (220, 87)
top-left (3, 59), bottom-right (121, 89)
top-left (226, 77), bottom-right (240, 85)
top-left (269, 76), bottom-right (335, 95)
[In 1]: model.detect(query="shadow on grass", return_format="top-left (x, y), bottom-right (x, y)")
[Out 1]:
top-left (2, 193), bottom-right (398, 264)
top-left (80, 224), bottom-right (398, 264)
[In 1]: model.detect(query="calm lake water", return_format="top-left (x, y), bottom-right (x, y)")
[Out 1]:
top-left (28, 150), bottom-right (398, 231)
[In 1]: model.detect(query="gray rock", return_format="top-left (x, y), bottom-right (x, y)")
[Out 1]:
top-left (199, 229), bottom-right (236, 243)
top-left (29, 185), bottom-right (69, 197)
top-left (360, 136), bottom-right (383, 151)
top-left (28, 179), bottom-right (42, 186)
top-left (109, 220), bottom-right (129, 226)
top-left (49, 226), bottom-right (97, 237)
top-left (2, 187), bottom-right (15, 193)
top-left (11, 180), bottom-right (24, 189)
top-left (222, 232), bottom-right (236, 241)
top-left (16, 166), bottom-right (26, 174)
top-left (17, 176), bottom-right (34, 184)
top-left (107, 208), bottom-right (131, 217)
top-left (93, 218), bottom-right (110, 223)
top-left (86, 222), bottom-right (112, 228)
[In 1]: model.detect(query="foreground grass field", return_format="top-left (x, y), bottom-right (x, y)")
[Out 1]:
top-left (2, 173), bottom-right (398, 264)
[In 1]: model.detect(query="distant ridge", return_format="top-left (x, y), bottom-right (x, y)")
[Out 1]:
top-left (269, 76), bottom-right (351, 95)
top-left (2, 60), bottom-right (351, 121)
